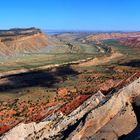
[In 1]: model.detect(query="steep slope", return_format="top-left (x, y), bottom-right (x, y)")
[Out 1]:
top-left (0, 42), bottom-right (10, 55)
top-left (0, 28), bottom-right (48, 55)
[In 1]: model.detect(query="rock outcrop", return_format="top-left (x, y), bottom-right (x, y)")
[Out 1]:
top-left (1, 77), bottom-right (140, 140)
top-left (1, 91), bottom-right (105, 140)
top-left (0, 28), bottom-right (48, 55)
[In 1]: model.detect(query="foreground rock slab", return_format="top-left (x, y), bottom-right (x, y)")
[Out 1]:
top-left (91, 103), bottom-right (136, 140)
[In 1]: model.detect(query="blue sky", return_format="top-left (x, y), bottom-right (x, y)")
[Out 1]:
top-left (0, 0), bottom-right (140, 30)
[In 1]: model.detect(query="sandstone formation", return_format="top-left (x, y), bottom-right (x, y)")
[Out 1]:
top-left (0, 28), bottom-right (48, 55)
top-left (1, 77), bottom-right (140, 140)
top-left (83, 32), bottom-right (140, 42)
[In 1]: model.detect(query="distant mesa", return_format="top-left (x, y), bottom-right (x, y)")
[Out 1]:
top-left (0, 27), bottom-right (48, 56)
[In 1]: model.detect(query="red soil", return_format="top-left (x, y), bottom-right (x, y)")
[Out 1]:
top-left (59, 95), bottom-right (90, 115)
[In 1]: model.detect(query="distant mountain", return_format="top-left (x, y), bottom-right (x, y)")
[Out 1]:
top-left (0, 28), bottom-right (48, 56)
top-left (82, 32), bottom-right (140, 42)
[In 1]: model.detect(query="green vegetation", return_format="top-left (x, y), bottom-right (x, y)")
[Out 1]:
top-left (104, 40), bottom-right (140, 57)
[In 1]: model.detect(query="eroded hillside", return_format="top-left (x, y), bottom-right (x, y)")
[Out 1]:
top-left (0, 28), bottom-right (48, 55)
top-left (121, 36), bottom-right (140, 48)
top-left (82, 32), bottom-right (140, 42)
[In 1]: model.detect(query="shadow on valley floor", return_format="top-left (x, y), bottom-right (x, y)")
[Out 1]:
top-left (0, 65), bottom-right (79, 92)
top-left (120, 59), bottom-right (140, 68)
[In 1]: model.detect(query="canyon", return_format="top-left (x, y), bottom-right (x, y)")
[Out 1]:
top-left (0, 29), bottom-right (140, 140)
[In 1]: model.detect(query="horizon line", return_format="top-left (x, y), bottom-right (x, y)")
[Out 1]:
top-left (0, 27), bottom-right (140, 32)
